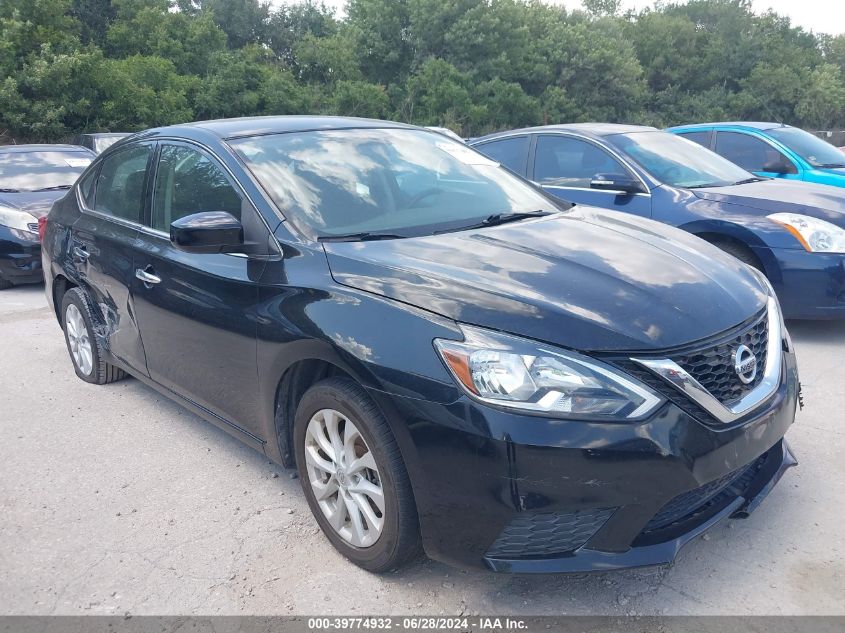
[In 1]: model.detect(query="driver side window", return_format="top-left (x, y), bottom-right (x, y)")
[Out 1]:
top-left (714, 132), bottom-right (796, 174)
top-left (151, 144), bottom-right (242, 232)
top-left (533, 136), bottom-right (629, 187)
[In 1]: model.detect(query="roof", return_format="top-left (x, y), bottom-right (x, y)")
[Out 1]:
top-left (471, 123), bottom-right (659, 144)
top-left (176, 115), bottom-right (415, 139)
top-left (0, 144), bottom-right (94, 154)
top-left (77, 132), bottom-right (131, 138)
top-left (667, 122), bottom-right (789, 131)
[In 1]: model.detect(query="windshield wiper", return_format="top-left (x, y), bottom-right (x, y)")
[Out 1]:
top-left (436, 210), bottom-right (552, 234)
top-left (816, 163), bottom-right (845, 169)
top-left (0, 188), bottom-right (21, 193)
top-left (731, 177), bottom-right (765, 185)
top-left (318, 231), bottom-right (408, 242)
top-left (33, 185), bottom-right (72, 192)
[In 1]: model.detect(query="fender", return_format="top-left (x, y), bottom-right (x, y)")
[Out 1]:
top-left (253, 246), bottom-right (465, 466)
top-left (678, 217), bottom-right (787, 278)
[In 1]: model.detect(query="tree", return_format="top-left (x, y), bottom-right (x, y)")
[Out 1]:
top-left (2, 0), bottom-right (845, 143)
top-left (294, 33), bottom-right (362, 84)
top-left (796, 64), bottom-right (845, 129)
top-left (71, 0), bottom-right (116, 45)
top-left (266, 1), bottom-right (338, 65)
top-left (327, 81), bottom-right (389, 118)
top-left (191, 0), bottom-right (271, 49)
top-left (402, 59), bottom-right (484, 132)
top-left (346, 0), bottom-right (412, 84)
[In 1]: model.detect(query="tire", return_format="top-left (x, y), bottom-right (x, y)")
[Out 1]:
top-left (0, 278), bottom-right (12, 290)
top-left (61, 287), bottom-right (126, 385)
top-left (293, 377), bottom-right (420, 572)
top-left (712, 240), bottom-right (764, 272)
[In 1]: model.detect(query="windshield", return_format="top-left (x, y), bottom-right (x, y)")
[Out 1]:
top-left (229, 128), bottom-right (557, 238)
top-left (0, 150), bottom-right (92, 192)
top-left (768, 127), bottom-right (845, 168)
top-left (609, 131), bottom-right (754, 188)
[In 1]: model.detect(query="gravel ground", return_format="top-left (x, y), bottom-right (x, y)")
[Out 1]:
top-left (1, 284), bottom-right (843, 616)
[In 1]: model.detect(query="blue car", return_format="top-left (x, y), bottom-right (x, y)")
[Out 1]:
top-left (470, 124), bottom-right (845, 319)
top-left (666, 122), bottom-right (845, 188)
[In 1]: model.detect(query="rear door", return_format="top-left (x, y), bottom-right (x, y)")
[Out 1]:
top-left (71, 143), bottom-right (153, 375)
top-left (675, 130), bottom-right (714, 150)
top-left (472, 135), bottom-right (531, 176)
top-left (530, 134), bottom-right (652, 217)
top-left (130, 141), bottom-right (269, 438)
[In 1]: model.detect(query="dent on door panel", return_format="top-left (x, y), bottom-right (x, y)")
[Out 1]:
top-left (71, 214), bottom-right (149, 375)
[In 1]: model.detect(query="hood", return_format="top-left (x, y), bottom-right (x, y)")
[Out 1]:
top-left (813, 167), bottom-right (845, 178)
top-left (0, 190), bottom-right (68, 219)
top-left (323, 207), bottom-right (768, 352)
top-left (691, 179), bottom-right (845, 224)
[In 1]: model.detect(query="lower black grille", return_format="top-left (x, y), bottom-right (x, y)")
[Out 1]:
top-left (486, 508), bottom-right (615, 559)
top-left (642, 452), bottom-right (768, 534)
top-left (675, 312), bottom-right (768, 405)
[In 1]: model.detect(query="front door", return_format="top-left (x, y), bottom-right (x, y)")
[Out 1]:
top-left (130, 142), bottom-right (269, 437)
top-left (713, 131), bottom-right (802, 180)
top-left (531, 134), bottom-right (652, 218)
top-left (71, 143), bottom-right (153, 376)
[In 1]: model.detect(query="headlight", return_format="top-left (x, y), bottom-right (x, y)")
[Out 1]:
top-left (768, 213), bottom-right (845, 253)
top-left (0, 205), bottom-right (38, 234)
top-left (434, 325), bottom-right (663, 420)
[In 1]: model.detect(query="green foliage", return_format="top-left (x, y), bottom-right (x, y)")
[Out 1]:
top-left (2, 0), bottom-right (845, 143)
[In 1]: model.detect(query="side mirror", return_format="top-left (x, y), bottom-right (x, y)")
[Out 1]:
top-left (590, 173), bottom-right (645, 194)
top-left (762, 159), bottom-right (797, 175)
top-left (170, 211), bottom-right (244, 254)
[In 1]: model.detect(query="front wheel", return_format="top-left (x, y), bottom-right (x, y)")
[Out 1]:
top-left (294, 377), bottom-right (420, 572)
top-left (712, 239), bottom-right (764, 272)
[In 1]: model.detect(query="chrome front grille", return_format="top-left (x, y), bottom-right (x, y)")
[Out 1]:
top-left (622, 298), bottom-right (782, 425)
top-left (674, 310), bottom-right (768, 406)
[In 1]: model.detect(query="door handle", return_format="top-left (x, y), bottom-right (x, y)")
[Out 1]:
top-left (135, 267), bottom-right (162, 286)
top-left (72, 246), bottom-right (89, 261)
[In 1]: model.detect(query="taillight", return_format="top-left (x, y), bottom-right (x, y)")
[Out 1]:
top-left (38, 215), bottom-right (48, 242)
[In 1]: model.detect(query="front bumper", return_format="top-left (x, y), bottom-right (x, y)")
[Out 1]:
top-left (755, 245), bottom-right (845, 319)
top-left (369, 349), bottom-right (798, 572)
top-left (0, 225), bottom-right (42, 285)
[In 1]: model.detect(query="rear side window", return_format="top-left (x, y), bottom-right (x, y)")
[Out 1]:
top-left (714, 132), bottom-right (793, 173)
top-left (533, 136), bottom-right (629, 187)
top-left (151, 144), bottom-right (243, 232)
top-left (93, 145), bottom-right (152, 223)
top-left (78, 166), bottom-right (98, 207)
top-left (677, 131), bottom-right (711, 148)
top-left (474, 136), bottom-right (530, 175)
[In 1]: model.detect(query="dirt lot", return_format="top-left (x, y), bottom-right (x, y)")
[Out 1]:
top-left (1, 284), bottom-right (843, 616)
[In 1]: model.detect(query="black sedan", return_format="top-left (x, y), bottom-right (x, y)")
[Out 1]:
top-left (0, 144), bottom-right (94, 289)
top-left (42, 117), bottom-right (798, 573)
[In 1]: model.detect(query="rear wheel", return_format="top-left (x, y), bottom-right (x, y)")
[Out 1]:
top-left (293, 377), bottom-right (420, 572)
top-left (61, 287), bottom-right (126, 384)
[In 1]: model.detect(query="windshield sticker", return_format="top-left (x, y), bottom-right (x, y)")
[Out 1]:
top-left (436, 142), bottom-right (498, 167)
top-left (64, 158), bottom-right (92, 168)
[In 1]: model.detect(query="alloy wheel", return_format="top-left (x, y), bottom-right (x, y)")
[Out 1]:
top-left (304, 408), bottom-right (385, 548)
top-left (65, 303), bottom-right (93, 376)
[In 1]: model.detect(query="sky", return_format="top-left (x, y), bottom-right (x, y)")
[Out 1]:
top-left (273, 0), bottom-right (845, 36)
